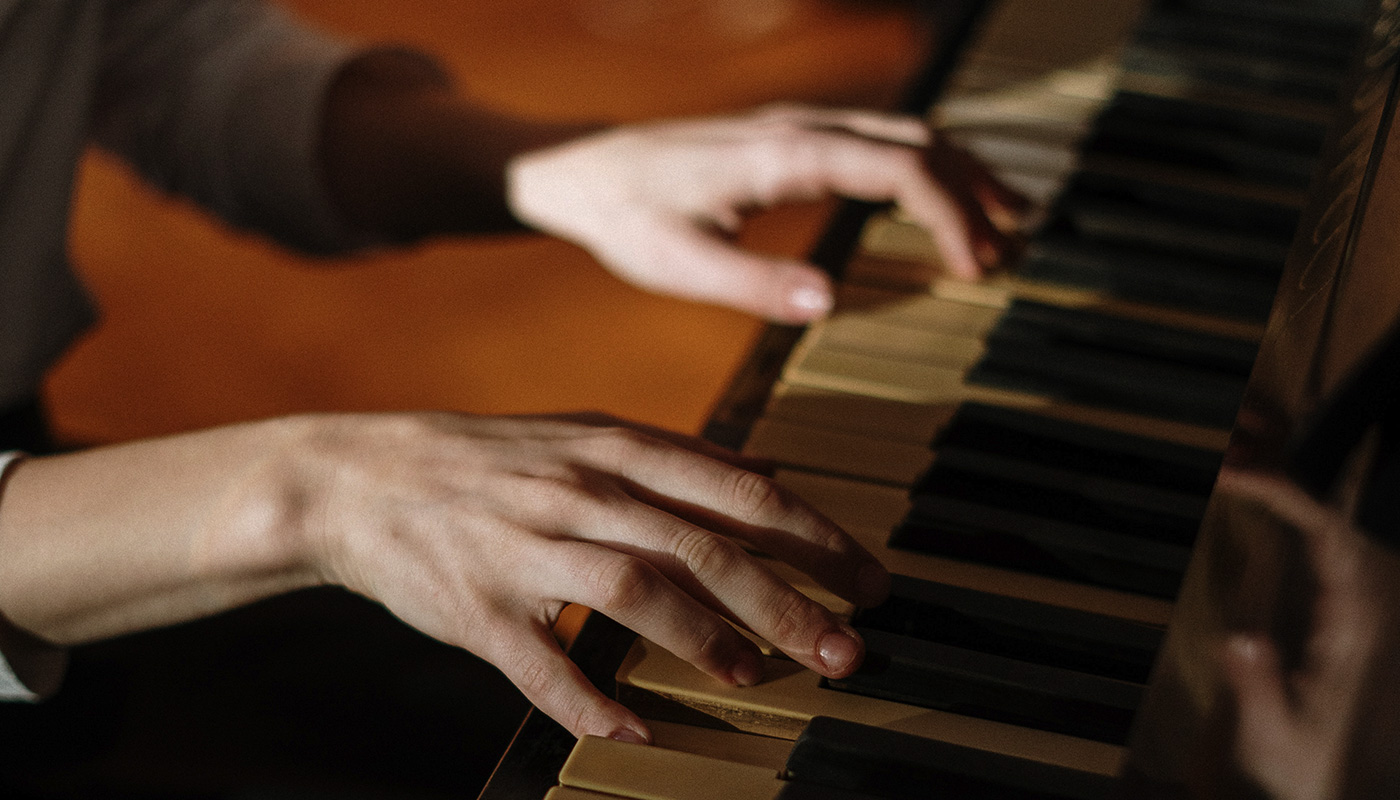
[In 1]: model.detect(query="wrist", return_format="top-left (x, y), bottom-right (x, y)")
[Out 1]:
top-left (224, 416), bottom-right (336, 584)
top-left (175, 417), bottom-right (334, 612)
top-left (260, 413), bottom-right (403, 598)
top-left (504, 125), bottom-right (619, 237)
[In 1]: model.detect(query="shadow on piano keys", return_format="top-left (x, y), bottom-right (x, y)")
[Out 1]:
top-left (482, 0), bottom-right (1400, 797)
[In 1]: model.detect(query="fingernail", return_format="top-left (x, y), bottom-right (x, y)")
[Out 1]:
top-left (789, 285), bottom-right (833, 316)
top-left (731, 656), bottom-right (764, 687)
top-left (857, 563), bottom-right (890, 606)
top-left (817, 627), bottom-right (862, 674)
top-left (608, 726), bottom-right (649, 745)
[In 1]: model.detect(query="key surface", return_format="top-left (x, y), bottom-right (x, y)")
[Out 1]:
top-left (745, 416), bottom-right (933, 486)
top-left (762, 382), bottom-right (1229, 452)
top-left (786, 717), bottom-right (1114, 800)
top-left (935, 402), bottom-right (1222, 494)
top-left (848, 216), bottom-right (1269, 341)
top-left (646, 720), bottom-right (793, 772)
top-left (773, 783), bottom-right (889, 800)
top-left (560, 735), bottom-right (780, 800)
top-left (614, 638), bottom-right (1126, 777)
top-left (857, 574), bottom-right (1163, 683)
top-left (774, 468), bottom-right (1174, 625)
top-left (1019, 231), bottom-right (1280, 321)
top-left (827, 629), bottom-right (1142, 744)
top-left (785, 325), bottom-right (1241, 440)
top-left (545, 787), bottom-right (624, 800)
top-left (913, 450), bottom-right (1207, 538)
top-left (892, 494), bottom-right (1190, 599)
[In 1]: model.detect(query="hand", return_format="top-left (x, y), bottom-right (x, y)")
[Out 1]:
top-left (300, 412), bottom-right (890, 741)
top-left (1215, 470), bottom-right (1384, 800)
top-left (507, 104), bottom-right (1026, 324)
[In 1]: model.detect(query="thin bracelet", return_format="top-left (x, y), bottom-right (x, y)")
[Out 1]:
top-left (0, 451), bottom-right (26, 483)
top-left (0, 450), bottom-right (52, 701)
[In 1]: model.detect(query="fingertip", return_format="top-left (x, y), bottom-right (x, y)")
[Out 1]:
top-left (816, 625), bottom-right (865, 678)
top-left (786, 281), bottom-right (834, 321)
top-left (585, 700), bottom-right (652, 744)
top-left (945, 251), bottom-right (984, 280)
top-left (729, 652), bottom-right (765, 687)
top-left (608, 724), bottom-right (652, 745)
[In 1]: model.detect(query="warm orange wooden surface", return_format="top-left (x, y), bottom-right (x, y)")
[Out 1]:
top-left (49, 0), bottom-right (929, 445)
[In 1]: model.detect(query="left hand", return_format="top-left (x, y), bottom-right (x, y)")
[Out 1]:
top-left (1216, 470), bottom-right (1385, 800)
top-left (506, 104), bottom-right (1026, 324)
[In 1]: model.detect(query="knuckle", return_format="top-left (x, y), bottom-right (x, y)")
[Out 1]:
top-left (585, 554), bottom-right (656, 617)
top-left (807, 521), bottom-right (850, 557)
top-left (673, 529), bottom-right (737, 582)
top-left (589, 425), bottom-right (655, 462)
top-left (526, 473), bottom-right (597, 519)
top-left (724, 469), bottom-right (791, 522)
top-left (765, 587), bottom-right (823, 646)
top-left (509, 651), bottom-right (556, 700)
top-left (505, 651), bottom-right (594, 736)
top-left (691, 621), bottom-right (737, 669)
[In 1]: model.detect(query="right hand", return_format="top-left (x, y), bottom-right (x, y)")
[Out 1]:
top-left (508, 104), bottom-right (1027, 324)
top-left (298, 411), bottom-right (890, 742)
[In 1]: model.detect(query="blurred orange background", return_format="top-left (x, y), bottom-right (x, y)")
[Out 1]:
top-left (49, 0), bottom-right (930, 445)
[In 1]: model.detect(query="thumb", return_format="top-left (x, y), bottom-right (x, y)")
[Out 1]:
top-left (1222, 634), bottom-right (1294, 768)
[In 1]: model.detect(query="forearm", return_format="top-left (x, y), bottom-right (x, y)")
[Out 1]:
top-left (0, 418), bottom-right (325, 645)
top-left (319, 50), bottom-right (600, 242)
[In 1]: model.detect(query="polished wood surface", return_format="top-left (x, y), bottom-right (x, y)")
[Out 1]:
top-left (48, 0), bottom-right (931, 446)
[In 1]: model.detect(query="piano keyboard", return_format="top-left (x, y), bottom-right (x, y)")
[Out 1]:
top-left (499, 0), bottom-right (1369, 798)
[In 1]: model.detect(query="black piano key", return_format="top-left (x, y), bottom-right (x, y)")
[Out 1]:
top-left (1054, 171), bottom-right (1300, 242)
top-left (854, 574), bottom-right (1164, 684)
top-left (968, 346), bottom-right (1246, 427)
top-left (892, 496), bottom-right (1191, 598)
top-left (824, 629), bottom-right (1143, 744)
top-left (933, 402), bottom-right (1223, 495)
top-left (968, 301), bottom-right (1254, 428)
top-left (785, 717), bottom-right (1113, 800)
top-left (1137, 3), bottom-right (1362, 69)
top-left (1019, 230), bottom-right (1280, 321)
top-left (1095, 91), bottom-right (1327, 149)
top-left (1050, 196), bottom-right (1294, 266)
top-left (1120, 47), bottom-right (1343, 105)
top-left (1123, 5), bottom-right (1354, 104)
top-left (917, 448), bottom-right (1210, 525)
top-left (913, 459), bottom-right (1201, 547)
top-left (995, 301), bottom-right (1259, 373)
top-left (1082, 94), bottom-right (1324, 188)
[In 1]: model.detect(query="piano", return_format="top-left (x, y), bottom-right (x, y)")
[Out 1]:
top-left (480, 0), bottom-right (1400, 797)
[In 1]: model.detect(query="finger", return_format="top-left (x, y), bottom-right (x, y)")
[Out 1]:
top-left (745, 130), bottom-right (997, 278)
top-left (550, 411), bottom-right (774, 473)
top-left (638, 219), bottom-right (835, 323)
top-left (755, 104), bottom-right (933, 148)
top-left (563, 504), bottom-right (868, 679)
top-left (491, 623), bottom-right (651, 742)
top-left (936, 137), bottom-right (1032, 229)
top-left (550, 540), bottom-right (768, 685)
top-left (579, 430), bottom-right (889, 607)
top-left (1221, 634), bottom-right (1294, 766)
top-left (1216, 470), bottom-right (1356, 588)
top-left (916, 142), bottom-right (1022, 271)
top-left (755, 106), bottom-right (1029, 234)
